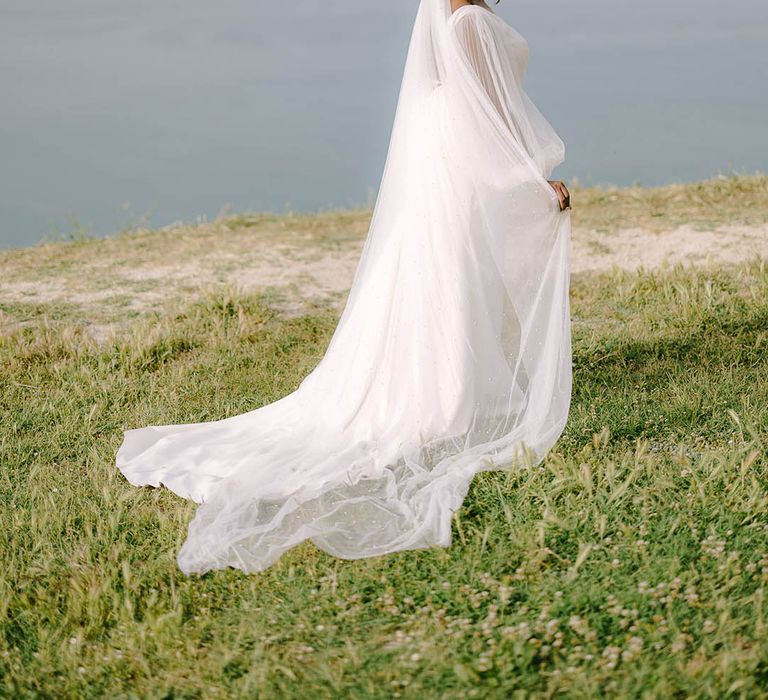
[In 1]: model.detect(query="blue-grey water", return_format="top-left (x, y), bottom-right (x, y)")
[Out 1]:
top-left (1, 0), bottom-right (766, 249)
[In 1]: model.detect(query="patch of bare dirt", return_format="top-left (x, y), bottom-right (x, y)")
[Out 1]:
top-left (1, 221), bottom-right (765, 342)
top-left (571, 223), bottom-right (767, 274)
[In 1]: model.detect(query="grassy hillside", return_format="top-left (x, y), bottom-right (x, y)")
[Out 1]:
top-left (1, 173), bottom-right (767, 341)
top-left (1, 176), bottom-right (767, 697)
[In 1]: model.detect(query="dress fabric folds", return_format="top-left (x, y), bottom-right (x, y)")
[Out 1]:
top-left (116, 0), bottom-right (572, 574)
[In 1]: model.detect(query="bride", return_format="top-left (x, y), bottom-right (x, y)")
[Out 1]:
top-left (116, 0), bottom-right (573, 574)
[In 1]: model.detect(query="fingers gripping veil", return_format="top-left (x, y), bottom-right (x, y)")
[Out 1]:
top-left (116, 0), bottom-right (572, 574)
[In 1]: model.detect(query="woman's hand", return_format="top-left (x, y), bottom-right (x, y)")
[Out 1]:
top-left (547, 180), bottom-right (571, 211)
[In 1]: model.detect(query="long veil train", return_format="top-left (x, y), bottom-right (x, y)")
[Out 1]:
top-left (116, 0), bottom-right (572, 574)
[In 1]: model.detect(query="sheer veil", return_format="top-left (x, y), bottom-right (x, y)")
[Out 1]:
top-left (116, 0), bottom-right (572, 574)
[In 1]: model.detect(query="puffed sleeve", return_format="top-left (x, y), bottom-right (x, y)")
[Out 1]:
top-left (451, 9), bottom-right (564, 179)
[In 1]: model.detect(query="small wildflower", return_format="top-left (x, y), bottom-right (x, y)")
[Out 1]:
top-left (601, 645), bottom-right (621, 670)
top-left (621, 636), bottom-right (643, 662)
top-left (701, 534), bottom-right (726, 558)
top-left (671, 633), bottom-right (689, 654)
top-left (544, 618), bottom-right (559, 639)
top-left (476, 656), bottom-right (492, 672)
top-left (568, 615), bottom-right (588, 636)
top-left (517, 622), bottom-right (532, 641)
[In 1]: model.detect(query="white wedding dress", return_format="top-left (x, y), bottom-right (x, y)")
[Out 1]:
top-left (116, 0), bottom-right (572, 574)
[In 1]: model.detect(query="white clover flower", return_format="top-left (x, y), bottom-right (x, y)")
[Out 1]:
top-left (671, 634), bottom-right (688, 654)
top-left (545, 618), bottom-right (560, 638)
top-left (621, 636), bottom-right (644, 662)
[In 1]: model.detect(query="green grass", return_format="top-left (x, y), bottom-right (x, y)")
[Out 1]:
top-left (1, 259), bottom-right (767, 698)
top-left (569, 171), bottom-right (768, 233)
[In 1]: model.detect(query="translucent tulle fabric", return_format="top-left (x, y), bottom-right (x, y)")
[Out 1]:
top-left (116, 0), bottom-right (572, 574)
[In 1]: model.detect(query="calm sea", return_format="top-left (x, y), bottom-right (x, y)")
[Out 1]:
top-left (1, 0), bottom-right (766, 249)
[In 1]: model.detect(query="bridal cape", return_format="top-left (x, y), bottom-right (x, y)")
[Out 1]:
top-left (116, 0), bottom-right (572, 574)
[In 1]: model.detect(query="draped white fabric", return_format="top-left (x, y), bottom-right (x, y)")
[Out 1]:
top-left (116, 0), bottom-right (572, 574)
